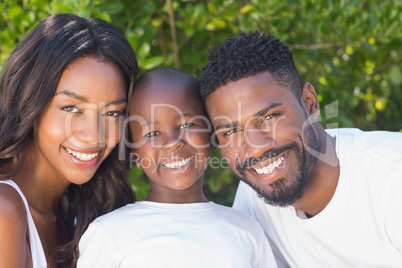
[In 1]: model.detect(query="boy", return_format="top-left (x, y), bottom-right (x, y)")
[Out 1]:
top-left (77, 67), bottom-right (277, 267)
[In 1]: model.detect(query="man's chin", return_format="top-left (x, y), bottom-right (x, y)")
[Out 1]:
top-left (241, 176), bottom-right (306, 207)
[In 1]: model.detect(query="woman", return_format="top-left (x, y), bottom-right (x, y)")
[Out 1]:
top-left (0, 14), bottom-right (138, 267)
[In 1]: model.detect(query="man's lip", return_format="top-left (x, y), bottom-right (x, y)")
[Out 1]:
top-left (244, 152), bottom-right (287, 185)
top-left (248, 151), bottom-right (287, 170)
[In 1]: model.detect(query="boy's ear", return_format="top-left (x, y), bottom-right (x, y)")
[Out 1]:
top-left (301, 83), bottom-right (320, 121)
top-left (130, 148), bottom-right (141, 168)
top-left (211, 134), bottom-right (218, 151)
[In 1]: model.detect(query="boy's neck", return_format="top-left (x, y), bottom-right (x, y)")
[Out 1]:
top-left (145, 190), bottom-right (208, 204)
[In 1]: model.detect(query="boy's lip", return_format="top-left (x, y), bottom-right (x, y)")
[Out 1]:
top-left (161, 155), bottom-right (194, 169)
top-left (63, 146), bottom-right (103, 168)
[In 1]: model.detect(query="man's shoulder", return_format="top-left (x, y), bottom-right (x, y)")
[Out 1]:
top-left (327, 128), bottom-right (402, 159)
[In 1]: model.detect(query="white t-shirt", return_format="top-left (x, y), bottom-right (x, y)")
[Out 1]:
top-left (78, 201), bottom-right (278, 268)
top-left (233, 128), bottom-right (402, 268)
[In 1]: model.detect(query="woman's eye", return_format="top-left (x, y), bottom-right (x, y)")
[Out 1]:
top-left (224, 128), bottom-right (239, 136)
top-left (61, 106), bottom-right (80, 113)
top-left (179, 122), bottom-right (193, 130)
top-left (106, 111), bottom-right (123, 117)
top-left (146, 131), bottom-right (160, 137)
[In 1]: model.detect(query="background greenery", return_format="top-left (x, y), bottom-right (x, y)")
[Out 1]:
top-left (1, 0), bottom-right (401, 206)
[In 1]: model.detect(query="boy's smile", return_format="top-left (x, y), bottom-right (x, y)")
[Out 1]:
top-left (129, 73), bottom-right (213, 203)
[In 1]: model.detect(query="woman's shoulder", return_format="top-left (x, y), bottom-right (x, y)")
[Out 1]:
top-left (0, 182), bottom-right (27, 227)
top-left (0, 181), bottom-right (27, 224)
top-left (0, 182), bottom-right (30, 267)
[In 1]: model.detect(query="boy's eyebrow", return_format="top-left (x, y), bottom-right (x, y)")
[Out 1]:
top-left (140, 121), bottom-right (156, 129)
top-left (215, 103), bottom-right (283, 131)
top-left (55, 90), bottom-right (87, 102)
top-left (175, 112), bottom-right (195, 120)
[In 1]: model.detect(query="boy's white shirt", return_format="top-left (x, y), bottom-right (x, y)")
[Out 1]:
top-left (78, 201), bottom-right (278, 268)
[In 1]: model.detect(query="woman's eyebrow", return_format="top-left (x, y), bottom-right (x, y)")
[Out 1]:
top-left (55, 90), bottom-right (126, 107)
top-left (55, 90), bottom-right (87, 102)
top-left (106, 97), bottom-right (127, 107)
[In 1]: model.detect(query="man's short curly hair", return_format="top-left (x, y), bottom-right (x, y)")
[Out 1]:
top-left (199, 31), bottom-right (303, 102)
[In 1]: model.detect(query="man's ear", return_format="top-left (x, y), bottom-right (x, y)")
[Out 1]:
top-left (301, 83), bottom-right (320, 120)
top-left (130, 148), bottom-right (141, 168)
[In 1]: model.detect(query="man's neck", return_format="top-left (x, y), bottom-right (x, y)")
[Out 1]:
top-left (292, 126), bottom-right (340, 217)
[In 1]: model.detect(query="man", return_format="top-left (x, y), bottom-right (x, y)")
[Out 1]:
top-left (199, 31), bottom-right (402, 267)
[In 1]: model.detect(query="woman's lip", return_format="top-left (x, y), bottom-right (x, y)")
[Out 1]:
top-left (63, 146), bottom-right (102, 154)
top-left (63, 147), bottom-right (102, 168)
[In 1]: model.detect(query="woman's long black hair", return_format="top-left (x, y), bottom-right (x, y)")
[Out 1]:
top-left (0, 14), bottom-right (138, 267)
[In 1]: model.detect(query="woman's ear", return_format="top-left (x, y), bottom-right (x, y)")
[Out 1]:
top-left (301, 83), bottom-right (320, 121)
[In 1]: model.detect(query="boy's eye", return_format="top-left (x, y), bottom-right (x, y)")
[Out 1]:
top-left (105, 111), bottom-right (123, 117)
top-left (61, 105), bottom-right (81, 113)
top-left (224, 128), bottom-right (240, 136)
top-left (179, 122), bottom-right (194, 130)
top-left (146, 131), bottom-right (160, 137)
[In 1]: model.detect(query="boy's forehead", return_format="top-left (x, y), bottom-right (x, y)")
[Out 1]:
top-left (130, 80), bottom-right (206, 117)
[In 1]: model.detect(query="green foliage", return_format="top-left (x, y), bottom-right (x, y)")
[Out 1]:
top-left (1, 0), bottom-right (401, 206)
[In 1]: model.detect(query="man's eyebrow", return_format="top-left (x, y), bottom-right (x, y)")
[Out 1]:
top-left (214, 103), bottom-right (283, 131)
top-left (55, 90), bottom-right (87, 102)
top-left (253, 103), bottom-right (283, 118)
top-left (215, 121), bottom-right (239, 131)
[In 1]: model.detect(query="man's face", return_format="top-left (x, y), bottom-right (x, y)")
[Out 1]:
top-left (205, 72), bottom-right (320, 206)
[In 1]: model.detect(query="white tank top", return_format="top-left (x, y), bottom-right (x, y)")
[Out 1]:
top-left (0, 180), bottom-right (47, 268)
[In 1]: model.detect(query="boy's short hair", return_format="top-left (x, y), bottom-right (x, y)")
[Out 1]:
top-left (135, 67), bottom-right (198, 91)
top-left (199, 31), bottom-right (303, 101)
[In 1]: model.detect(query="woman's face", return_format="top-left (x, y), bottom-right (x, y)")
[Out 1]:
top-left (33, 57), bottom-right (127, 185)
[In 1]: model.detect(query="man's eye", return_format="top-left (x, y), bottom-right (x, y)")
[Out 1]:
top-left (179, 122), bottom-right (194, 130)
top-left (224, 128), bottom-right (239, 136)
top-left (61, 106), bottom-right (81, 113)
top-left (106, 111), bottom-right (123, 117)
top-left (146, 131), bottom-right (160, 137)
top-left (260, 113), bottom-right (279, 124)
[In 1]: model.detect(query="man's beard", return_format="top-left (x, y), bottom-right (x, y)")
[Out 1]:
top-left (235, 124), bottom-right (319, 207)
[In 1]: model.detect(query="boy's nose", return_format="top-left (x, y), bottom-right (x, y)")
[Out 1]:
top-left (161, 139), bottom-right (185, 152)
top-left (160, 130), bottom-right (185, 152)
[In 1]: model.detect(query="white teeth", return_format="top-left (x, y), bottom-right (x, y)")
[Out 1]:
top-left (65, 148), bottom-right (99, 161)
top-left (254, 156), bottom-right (285, 174)
top-left (163, 157), bottom-right (192, 169)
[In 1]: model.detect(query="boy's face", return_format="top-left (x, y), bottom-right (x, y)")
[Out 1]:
top-left (129, 80), bottom-right (213, 195)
